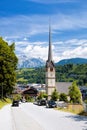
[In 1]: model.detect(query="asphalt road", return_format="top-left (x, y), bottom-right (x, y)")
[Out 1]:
top-left (12, 102), bottom-right (87, 130)
top-left (11, 105), bottom-right (44, 130)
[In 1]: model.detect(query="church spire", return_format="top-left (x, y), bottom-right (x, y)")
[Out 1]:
top-left (45, 20), bottom-right (56, 100)
top-left (46, 20), bottom-right (55, 68)
top-left (48, 21), bottom-right (52, 62)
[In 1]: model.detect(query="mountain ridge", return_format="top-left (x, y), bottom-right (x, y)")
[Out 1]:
top-left (56, 58), bottom-right (87, 65)
top-left (17, 56), bottom-right (87, 68)
top-left (17, 55), bottom-right (45, 68)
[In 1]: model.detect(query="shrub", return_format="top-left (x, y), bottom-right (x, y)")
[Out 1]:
top-left (69, 81), bottom-right (82, 103)
top-left (59, 93), bottom-right (68, 102)
top-left (51, 89), bottom-right (59, 101)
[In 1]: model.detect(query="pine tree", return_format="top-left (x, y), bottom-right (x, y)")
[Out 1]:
top-left (69, 81), bottom-right (82, 103)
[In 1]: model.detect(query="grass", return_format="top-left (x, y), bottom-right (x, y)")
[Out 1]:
top-left (0, 98), bottom-right (12, 109)
top-left (55, 104), bottom-right (87, 116)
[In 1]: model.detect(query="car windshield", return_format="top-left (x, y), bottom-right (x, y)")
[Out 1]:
top-left (49, 100), bottom-right (55, 104)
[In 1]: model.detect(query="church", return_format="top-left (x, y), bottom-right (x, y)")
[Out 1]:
top-left (45, 24), bottom-right (56, 99)
top-left (45, 24), bottom-right (72, 99)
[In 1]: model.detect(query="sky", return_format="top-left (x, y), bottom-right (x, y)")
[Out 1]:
top-left (0, 0), bottom-right (87, 62)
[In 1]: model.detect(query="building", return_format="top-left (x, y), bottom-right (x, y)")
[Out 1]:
top-left (56, 82), bottom-right (72, 95)
top-left (22, 87), bottom-right (39, 97)
top-left (45, 24), bottom-right (55, 99)
top-left (45, 24), bottom-right (73, 99)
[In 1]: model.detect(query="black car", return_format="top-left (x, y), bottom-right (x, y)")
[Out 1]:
top-left (12, 100), bottom-right (19, 107)
top-left (38, 99), bottom-right (46, 106)
top-left (46, 100), bottom-right (57, 108)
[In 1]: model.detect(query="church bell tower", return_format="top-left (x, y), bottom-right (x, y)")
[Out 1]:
top-left (45, 24), bottom-right (55, 99)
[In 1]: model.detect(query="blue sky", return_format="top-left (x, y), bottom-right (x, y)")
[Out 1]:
top-left (0, 0), bottom-right (87, 62)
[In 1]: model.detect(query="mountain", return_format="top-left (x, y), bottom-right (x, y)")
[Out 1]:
top-left (17, 55), bottom-right (45, 68)
top-left (56, 58), bottom-right (87, 65)
top-left (17, 56), bottom-right (87, 68)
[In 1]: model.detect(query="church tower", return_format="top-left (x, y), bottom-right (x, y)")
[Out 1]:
top-left (45, 24), bottom-right (55, 99)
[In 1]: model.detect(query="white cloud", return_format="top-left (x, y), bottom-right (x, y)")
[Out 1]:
top-left (1, 13), bottom-right (87, 62)
top-left (13, 38), bottom-right (87, 63)
top-left (0, 15), bottom-right (49, 39)
top-left (23, 44), bottom-right (48, 60)
top-left (62, 46), bottom-right (87, 59)
top-left (52, 13), bottom-right (87, 31)
top-left (54, 39), bottom-right (87, 61)
top-left (1, 12), bottom-right (87, 39)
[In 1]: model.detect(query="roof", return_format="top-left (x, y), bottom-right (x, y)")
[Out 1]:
top-left (22, 87), bottom-right (38, 96)
top-left (56, 82), bottom-right (72, 94)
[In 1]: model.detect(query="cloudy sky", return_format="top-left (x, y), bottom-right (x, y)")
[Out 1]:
top-left (0, 0), bottom-right (87, 62)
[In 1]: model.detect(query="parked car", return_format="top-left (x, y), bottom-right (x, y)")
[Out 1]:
top-left (37, 99), bottom-right (46, 106)
top-left (46, 100), bottom-right (57, 108)
top-left (12, 100), bottom-right (19, 107)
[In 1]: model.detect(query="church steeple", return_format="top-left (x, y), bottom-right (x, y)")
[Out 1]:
top-left (46, 22), bottom-right (55, 68)
top-left (48, 23), bottom-right (52, 62)
top-left (45, 22), bottom-right (56, 100)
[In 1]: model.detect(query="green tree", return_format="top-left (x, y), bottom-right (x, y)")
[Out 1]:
top-left (37, 92), bottom-right (48, 100)
top-left (68, 81), bottom-right (82, 103)
top-left (59, 93), bottom-right (68, 102)
top-left (51, 89), bottom-right (59, 101)
top-left (0, 37), bottom-right (18, 98)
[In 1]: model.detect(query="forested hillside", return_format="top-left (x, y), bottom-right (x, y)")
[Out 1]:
top-left (56, 58), bottom-right (87, 65)
top-left (16, 64), bottom-right (87, 86)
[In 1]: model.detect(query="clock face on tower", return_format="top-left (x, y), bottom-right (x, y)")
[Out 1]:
top-left (46, 71), bottom-right (55, 78)
top-left (50, 73), bottom-right (55, 77)
top-left (48, 72), bottom-right (55, 77)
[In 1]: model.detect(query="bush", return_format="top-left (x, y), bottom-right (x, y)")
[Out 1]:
top-left (59, 93), bottom-right (68, 102)
top-left (12, 94), bottom-right (21, 100)
top-left (69, 81), bottom-right (82, 104)
top-left (37, 92), bottom-right (48, 100)
top-left (24, 95), bottom-right (35, 102)
top-left (51, 89), bottom-right (59, 101)
top-left (84, 100), bottom-right (87, 104)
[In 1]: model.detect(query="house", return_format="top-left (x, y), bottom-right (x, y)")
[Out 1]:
top-left (22, 87), bottom-right (39, 97)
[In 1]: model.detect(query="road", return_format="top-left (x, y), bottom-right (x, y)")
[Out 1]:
top-left (11, 106), bottom-right (43, 130)
top-left (11, 103), bottom-right (87, 130)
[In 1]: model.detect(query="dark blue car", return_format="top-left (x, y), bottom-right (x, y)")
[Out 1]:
top-left (46, 100), bottom-right (57, 108)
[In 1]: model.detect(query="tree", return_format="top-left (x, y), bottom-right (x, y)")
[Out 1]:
top-left (37, 92), bottom-right (48, 100)
top-left (68, 81), bottom-right (82, 103)
top-left (0, 37), bottom-right (18, 98)
top-left (51, 89), bottom-right (59, 101)
top-left (59, 93), bottom-right (68, 102)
